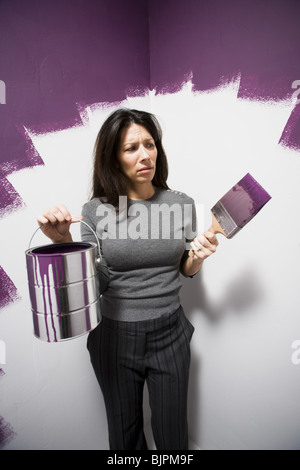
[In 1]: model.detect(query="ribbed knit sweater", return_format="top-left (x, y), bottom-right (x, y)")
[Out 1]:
top-left (81, 187), bottom-right (196, 321)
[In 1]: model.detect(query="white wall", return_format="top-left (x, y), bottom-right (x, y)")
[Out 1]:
top-left (1, 78), bottom-right (300, 449)
top-left (152, 78), bottom-right (300, 450)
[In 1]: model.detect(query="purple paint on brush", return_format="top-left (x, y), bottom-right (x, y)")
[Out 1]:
top-left (211, 173), bottom-right (271, 239)
top-left (221, 173), bottom-right (272, 228)
top-left (0, 266), bottom-right (20, 310)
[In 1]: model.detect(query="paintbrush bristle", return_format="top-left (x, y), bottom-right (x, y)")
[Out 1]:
top-left (211, 173), bottom-right (271, 238)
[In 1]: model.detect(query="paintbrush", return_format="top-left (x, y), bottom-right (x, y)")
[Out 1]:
top-left (210, 173), bottom-right (271, 238)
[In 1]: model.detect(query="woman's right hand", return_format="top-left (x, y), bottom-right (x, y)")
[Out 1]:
top-left (37, 204), bottom-right (83, 243)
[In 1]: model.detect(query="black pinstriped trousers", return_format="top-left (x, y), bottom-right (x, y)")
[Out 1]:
top-left (87, 305), bottom-right (194, 450)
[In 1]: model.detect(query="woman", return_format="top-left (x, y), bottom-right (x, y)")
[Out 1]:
top-left (37, 108), bottom-right (218, 450)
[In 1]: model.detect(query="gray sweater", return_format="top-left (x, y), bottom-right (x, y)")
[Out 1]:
top-left (81, 187), bottom-right (197, 321)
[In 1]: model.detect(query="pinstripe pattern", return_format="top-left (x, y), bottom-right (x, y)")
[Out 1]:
top-left (87, 306), bottom-right (194, 450)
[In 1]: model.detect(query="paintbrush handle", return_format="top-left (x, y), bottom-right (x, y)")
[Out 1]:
top-left (209, 211), bottom-right (227, 237)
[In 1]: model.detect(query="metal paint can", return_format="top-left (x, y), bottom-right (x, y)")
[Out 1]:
top-left (25, 221), bottom-right (101, 342)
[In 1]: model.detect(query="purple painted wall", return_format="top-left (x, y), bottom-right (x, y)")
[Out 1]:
top-left (0, 0), bottom-right (150, 218)
top-left (0, 370), bottom-right (15, 448)
top-left (149, 0), bottom-right (300, 149)
top-left (0, 0), bottom-right (299, 324)
top-left (1, 0), bottom-right (300, 311)
top-left (149, 0), bottom-right (300, 98)
top-left (1, 0), bottom-right (300, 450)
top-left (0, 0), bottom-right (150, 309)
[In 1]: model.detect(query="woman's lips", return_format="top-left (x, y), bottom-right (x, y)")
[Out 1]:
top-left (138, 167), bottom-right (153, 173)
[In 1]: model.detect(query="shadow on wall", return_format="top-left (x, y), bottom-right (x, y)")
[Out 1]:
top-left (180, 268), bottom-right (265, 447)
top-left (181, 268), bottom-right (264, 322)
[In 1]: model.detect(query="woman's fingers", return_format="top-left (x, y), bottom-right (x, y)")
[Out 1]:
top-left (48, 205), bottom-right (71, 224)
top-left (203, 231), bottom-right (218, 247)
top-left (37, 214), bottom-right (49, 226)
top-left (70, 215), bottom-right (84, 223)
top-left (55, 204), bottom-right (72, 222)
top-left (55, 205), bottom-right (83, 224)
top-left (36, 205), bottom-right (82, 243)
top-left (38, 205), bottom-right (72, 226)
top-left (189, 231), bottom-right (218, 260)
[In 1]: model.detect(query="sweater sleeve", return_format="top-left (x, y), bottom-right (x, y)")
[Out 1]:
top-left (81, 200), bottom-right (110, 295)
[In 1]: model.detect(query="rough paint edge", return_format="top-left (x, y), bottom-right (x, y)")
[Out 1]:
top-left (151, 71), bottom-right (195, 96)
top-left (0, 176), bottom-right (26, 219)
top-left (0, 266), bottom-right (21, 311)
top-left (0, 125), bottom-right (45, 220)
top-left (23, 114), bottom-right (83, 138)
top-left (150, 71), bottom-right (300, 155)
top-left (278, 104), bottom-right (300, 151)
top-left (76, 99), bottom-right (123, 126)
top-left (124, 84), bottom-right (151, 99)
top-left (0, 416), bottom-right (16, 449)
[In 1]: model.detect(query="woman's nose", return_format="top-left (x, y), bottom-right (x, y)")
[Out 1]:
top-left (138, 144), bottom-right (150, 161)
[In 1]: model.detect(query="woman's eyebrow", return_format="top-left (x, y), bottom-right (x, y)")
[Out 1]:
top-left (123, 137), bottom-right (154, 148)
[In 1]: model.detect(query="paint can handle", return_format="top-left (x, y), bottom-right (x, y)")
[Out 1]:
top-left (28, 219), bottom-right (102, 263)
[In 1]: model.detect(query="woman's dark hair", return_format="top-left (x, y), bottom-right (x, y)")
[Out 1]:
top-left (91, 108), bottom-right (169, 207)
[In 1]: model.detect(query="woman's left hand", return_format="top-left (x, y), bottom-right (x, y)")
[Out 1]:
top-left (189, 231), bottom-right (219, 261)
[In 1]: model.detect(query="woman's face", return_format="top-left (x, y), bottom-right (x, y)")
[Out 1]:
top-left (117, 123), bottom-right (157, 187)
